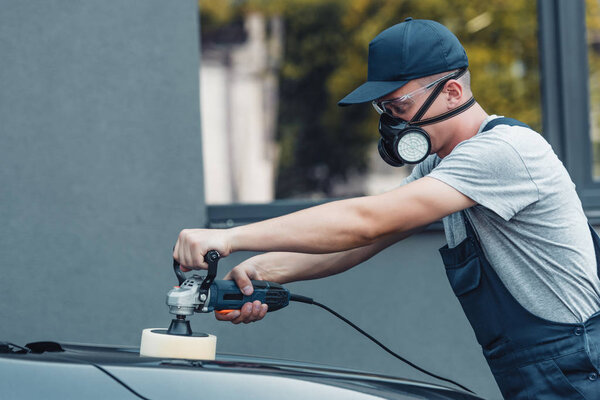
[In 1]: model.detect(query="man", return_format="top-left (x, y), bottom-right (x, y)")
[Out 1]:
top-left (174, 19), bottom-right (600, 399)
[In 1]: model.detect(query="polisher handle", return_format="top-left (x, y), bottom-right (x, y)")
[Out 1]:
top-left (209, 279), bottom-right (290, 312)
top-left (173, 258), bottom-right (186, 285)
top-left (172, 249), bottom-right (221, 286)
top-left (199, 250), bottom-right (220, 291)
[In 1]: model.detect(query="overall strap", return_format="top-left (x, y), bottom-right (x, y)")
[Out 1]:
top-left (482, 117), bottom-right (530, 133)
top-left (461, 211), bottom-right (485, 258)
top-left (482, 117), bottom-right (598, 279)
top-left (462, 210), bottom-right (477, 239)
top-left (467, 116), bottom-right (530, 243)
top-left (588, 225), bottom-right (600, 279)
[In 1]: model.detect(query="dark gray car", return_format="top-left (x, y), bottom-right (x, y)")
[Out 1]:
top-left (0, 341), bottom-right (484, 399)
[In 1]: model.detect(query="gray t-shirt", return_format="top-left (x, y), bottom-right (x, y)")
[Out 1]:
top-left (403, 115), bottom-right (600, 323)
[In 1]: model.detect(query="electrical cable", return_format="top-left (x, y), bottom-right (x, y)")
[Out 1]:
top-left (290, 294), bottom-right (475, 394)
top-left (44, 352), bottom-right (152, 400)
top-left (91, 363), bottom-right (151, 400)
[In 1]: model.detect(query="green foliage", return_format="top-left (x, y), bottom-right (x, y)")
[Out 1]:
top-left (200, 0), bottom-right (541, 198)
top-left (587, 0), bottom-right (600, 179)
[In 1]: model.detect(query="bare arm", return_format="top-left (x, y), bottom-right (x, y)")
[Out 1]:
top-left (227, 177), bottom-right (471, 254)
top-left (243, 227), bottom-right (423, 284)
top-left (217, 227), bottom-right (423, 324)
top-left (248, 229), bottom-right (422, 283)
top-left (174, 177), bottom-right (475, 269)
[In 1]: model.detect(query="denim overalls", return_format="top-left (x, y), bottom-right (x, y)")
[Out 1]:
top-left (439, 119), bottom-right (600, 399)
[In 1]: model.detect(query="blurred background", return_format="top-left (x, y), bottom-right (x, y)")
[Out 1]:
top-left (201, 0), bottom-right (544, 204)
top-left (201, 0), bottom-right (600, 204)
top-left (2, 1), bottom-right (600, 399)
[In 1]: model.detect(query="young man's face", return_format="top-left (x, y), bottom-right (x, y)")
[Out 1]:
top-left (374, 79), bottom-right (454, 154)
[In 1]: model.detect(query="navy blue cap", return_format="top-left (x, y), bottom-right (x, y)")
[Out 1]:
top-left (338, 18), bottom-right (468, 106)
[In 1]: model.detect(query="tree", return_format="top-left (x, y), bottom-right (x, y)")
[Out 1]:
top-left (200, 0), bottom-right (541, 198)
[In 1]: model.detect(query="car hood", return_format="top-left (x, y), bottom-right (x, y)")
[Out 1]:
top-left (0, 341), bottom-right (484, 399)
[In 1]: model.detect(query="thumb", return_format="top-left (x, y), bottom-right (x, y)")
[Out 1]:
top-left (228, 268), bottom-right (254, 296)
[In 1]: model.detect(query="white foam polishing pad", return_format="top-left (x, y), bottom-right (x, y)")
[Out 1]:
top-left (139, 328), bottom-right (217, 360)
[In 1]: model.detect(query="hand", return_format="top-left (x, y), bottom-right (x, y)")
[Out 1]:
top-left (214, 256), bottom-right (271, 324)
top-left (215, 300), bottom-right (268, 325)
top-left (173, 228), bottom-right (232, 271)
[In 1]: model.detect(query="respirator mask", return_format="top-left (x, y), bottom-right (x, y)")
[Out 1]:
top-left (374, 68), bottom-right (475, 167)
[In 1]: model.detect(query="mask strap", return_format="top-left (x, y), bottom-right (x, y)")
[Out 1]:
top-left (409, 68), bottom-right (468, 124)
top-left (412, 96), bottom-right (476, 127)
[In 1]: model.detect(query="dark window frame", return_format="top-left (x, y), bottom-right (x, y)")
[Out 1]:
top-left (538, 0), bottom-right (600, 223)
top-left (207, 0), bottom-right (600, 227)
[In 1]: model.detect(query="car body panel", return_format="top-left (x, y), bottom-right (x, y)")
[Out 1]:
top-left (0, 356), bottom-right (140, 399)
top-left (0, 341), bottom-right (484, 399)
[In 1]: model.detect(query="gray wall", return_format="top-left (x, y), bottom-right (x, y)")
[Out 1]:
top-left (0, 2), bottom-right (501, 399)
top-left (0, 1), bottom-right (204, 345)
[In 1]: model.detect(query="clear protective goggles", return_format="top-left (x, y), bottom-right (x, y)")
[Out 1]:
top-left (371, 70), bottom-right (460, 116)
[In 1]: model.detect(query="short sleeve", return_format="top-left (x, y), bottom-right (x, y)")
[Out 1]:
top-left (428, 136), bottom-right (539, 221)
top-left (400, 154), bottom-right (441, 186)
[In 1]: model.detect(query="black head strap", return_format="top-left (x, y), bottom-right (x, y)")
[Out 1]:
top-left (412, 96), bottom-right (476, 127)
top-left (410, 68), bottom-right (469, 125)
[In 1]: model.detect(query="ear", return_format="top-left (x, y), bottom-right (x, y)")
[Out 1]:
top-left (443, 80), bottom-right (463, 109)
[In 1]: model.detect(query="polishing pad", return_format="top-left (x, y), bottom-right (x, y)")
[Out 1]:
top-left (139, 328), bottom-right (217, 360)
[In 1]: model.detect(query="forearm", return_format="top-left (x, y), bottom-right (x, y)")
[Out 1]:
top-left (258, 228), bottom-right (421, 284)
top-left (228, 197), bottom-right (393, 255)
top-left (176, 178), bottom-right (473, 270)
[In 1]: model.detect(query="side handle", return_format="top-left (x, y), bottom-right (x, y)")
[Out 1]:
top-left (172, 249), bottom-right (221, 287)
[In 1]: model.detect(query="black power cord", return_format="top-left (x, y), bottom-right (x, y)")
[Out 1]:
top-left (290, 294), bottom-right (475, 395)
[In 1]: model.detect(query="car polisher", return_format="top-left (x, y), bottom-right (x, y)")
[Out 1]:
top-left (139, 250), bottom-right (292, 360)
top-left (138, 250), bottom-right (474, 394)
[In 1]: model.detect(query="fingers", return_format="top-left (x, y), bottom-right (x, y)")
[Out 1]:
top-left (173, 240), bottom-right (180, 264)
top-left (229, 267), bottom-right (256, 296)
top-left (215, 309), bottom-right (241, 321)
top-left (173, 242), bottom-right (191, 272)
top-left (173, 229), bottom-right (209, 270)
top-left (214, 301), bottom-right (268, 324)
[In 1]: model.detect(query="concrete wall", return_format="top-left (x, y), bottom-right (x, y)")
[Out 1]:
top-left (0, 2), bottom-right (501, 399)
top-left (0, 0), bottom-right (204, 346)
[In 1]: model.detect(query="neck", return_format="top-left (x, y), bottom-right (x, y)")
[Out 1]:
top-left (436, 102), bottom-right (488, 158)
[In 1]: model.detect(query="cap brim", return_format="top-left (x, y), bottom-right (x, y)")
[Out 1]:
top-left (337, 80), bottom-right (409, 106)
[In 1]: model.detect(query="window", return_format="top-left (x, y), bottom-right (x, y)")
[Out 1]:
top-left (199, 0), bottom-right (547, 226)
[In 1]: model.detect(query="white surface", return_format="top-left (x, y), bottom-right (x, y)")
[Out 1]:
top-left (139, 328), bottom-right (217, 360)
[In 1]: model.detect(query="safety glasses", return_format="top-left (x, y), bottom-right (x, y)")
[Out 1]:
top-left (372, 70), bottom-right (460, 116)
